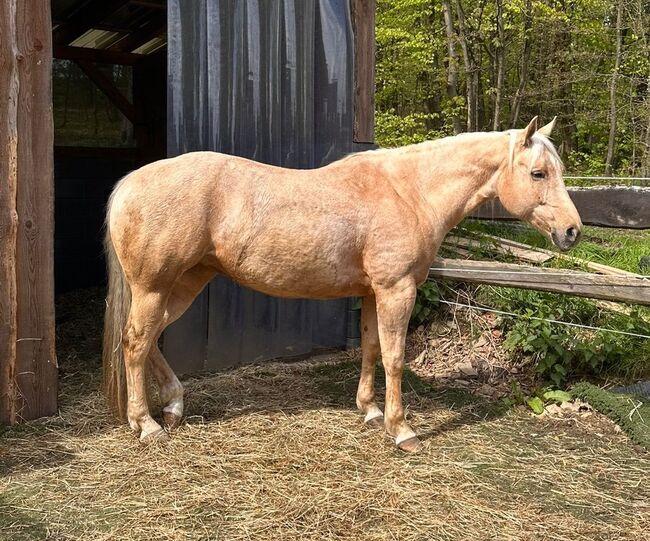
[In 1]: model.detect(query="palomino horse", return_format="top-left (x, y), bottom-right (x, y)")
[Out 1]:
top-left (103, 117), bottom-right (581, 452)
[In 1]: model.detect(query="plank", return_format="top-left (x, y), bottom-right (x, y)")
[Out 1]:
top-left (471, 186), bottom-right (650, 229)
top-left (14, 0), bottom-right (57, 421)
top-left (53, 45), bottom-right (145, 65)
top-left (445, 235), bottom-right (554, 263)
top-left (75, 60), bottom-right (137, 124)
top-left (351, 0), bottom-right (375, 143)
top-left (429, 258), bottom-right (650, 306)
top-left (0, 0), bottom-right (19, 425)
top-left (475, 233), bottom-right (642, 278)
top-left (53, 0), bottom-right (130, 46)
top-left (109, 12), bottom-right (166, 53)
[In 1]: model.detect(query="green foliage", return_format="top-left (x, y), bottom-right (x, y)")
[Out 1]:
top-left (487, 289), bottom-right (650, 386)
top-left (411, 281), bottom-right (440, 325)
top-left (527, 396), bottom-right (545, 414)
top-left (572, 382), bottom-right (650, 450)
top-left (375, 110), bottom-right (444, 148)
top-left (376, 0), bottom-right (650, 176)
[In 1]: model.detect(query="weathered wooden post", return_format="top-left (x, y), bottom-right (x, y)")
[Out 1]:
top-left (0, 0), bottom-right (56, 424)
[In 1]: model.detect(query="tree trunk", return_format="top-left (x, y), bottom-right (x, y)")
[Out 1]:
top-left (605, 0), bottom-right (624, 176)
top-left (510, 0), bottom-right (532, 127)
top-left (454, 0), bottom-right (477, 131)
top-left (492, 0), bottom-right (505, 130)
top-left (441, 0), bottom-right (462, 134)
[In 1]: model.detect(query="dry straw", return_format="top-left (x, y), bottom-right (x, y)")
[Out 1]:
top-left (1, 289), bottom-right (649, 540)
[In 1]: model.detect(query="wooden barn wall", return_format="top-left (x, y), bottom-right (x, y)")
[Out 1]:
top-left (164, 0), bottom-right (373, 373)
top-left (0, 0), bottom-right (56, 423)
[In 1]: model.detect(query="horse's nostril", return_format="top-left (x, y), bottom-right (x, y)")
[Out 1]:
top-left (566, 227), bottom-right (579, 242)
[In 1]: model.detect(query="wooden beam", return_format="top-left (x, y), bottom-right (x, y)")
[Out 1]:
top-left (130, 0), bottom-right (167, 9)
top-left (351, 0), bottom-right (375, 143)
top-left (53, 0), bottom-right (131, 46)
top-left (54, 45), bottom-right (145, 65)
top-left (471, 186), bottom-right (650, 229)
top-left (109, 13), bottom-right (166, 53)
top-left (14, 0), bottom-right (57, 421)
top-left (75, 60), bottom-right (137, 123)
top-left (429, 258), bottom-right (650, 306)
top-left (0, 0), bottom-right (19, 425)
top-left (54, 146), bottom-right (138, 160)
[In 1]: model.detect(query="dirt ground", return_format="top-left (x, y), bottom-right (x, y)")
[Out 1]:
top-left (0, 288), bottom-right (648, 541)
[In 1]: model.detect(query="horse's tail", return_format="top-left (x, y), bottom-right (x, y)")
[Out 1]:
top-left (102, 183), bottom-right (131, 420)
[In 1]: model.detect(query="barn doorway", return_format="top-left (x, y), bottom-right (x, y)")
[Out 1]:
top-left (51, 0), bottom-right (167, 292)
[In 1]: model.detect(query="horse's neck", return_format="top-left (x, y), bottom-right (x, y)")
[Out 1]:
top-left (405, 133), bottom-right (509, 235)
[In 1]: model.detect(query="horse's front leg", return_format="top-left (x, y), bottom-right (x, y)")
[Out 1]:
top-left (375, 280), bottom-right (421, 452)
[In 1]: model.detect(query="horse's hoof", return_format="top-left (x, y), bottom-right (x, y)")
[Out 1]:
top-left (163, 411), bottom-right (182, 429)
top-left (365, 414), bottom-right (384, 428)
top-left (396, 436), bottom-right (422, 453)
top-left (140, 428), bottom-right (170, 445)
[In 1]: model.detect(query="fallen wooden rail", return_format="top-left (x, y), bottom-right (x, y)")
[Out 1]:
top-left (429, 258), bottom-right (650, 306)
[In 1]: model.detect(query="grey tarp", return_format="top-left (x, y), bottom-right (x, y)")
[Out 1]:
top-left (163, 0), bottom-right (369, 372)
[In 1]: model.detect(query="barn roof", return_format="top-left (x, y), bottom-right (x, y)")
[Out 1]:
top-left (52, 0), bottom-right (167, 65)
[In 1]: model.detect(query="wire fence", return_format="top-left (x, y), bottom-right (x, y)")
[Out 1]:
top-left (564, 175), bottom-right (650, 187)
top-left (439, 299), bottom-right (650, 340)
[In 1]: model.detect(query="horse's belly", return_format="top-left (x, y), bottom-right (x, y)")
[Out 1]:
top-left (214, 233), bottom-right (369, 299)
top-left (228, 252), bottom-right (369, 299)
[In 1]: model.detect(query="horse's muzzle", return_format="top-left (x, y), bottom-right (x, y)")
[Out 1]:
top-left (551, 226), bottom-right (581, 251)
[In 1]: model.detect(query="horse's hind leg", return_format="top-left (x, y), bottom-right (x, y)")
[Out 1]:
top-left (356, 295), bottom-right (384, 427)
top-left (148, 344), bottom-right (184, 428)
top-left (123, 286), bottom-right (168, 443)
top-left (148, 263), bottom-right (217, 428)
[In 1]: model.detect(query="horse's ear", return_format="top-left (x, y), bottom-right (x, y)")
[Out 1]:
top-left (521, 116), bottom-right (538, 147)
top-left (537, 116), bottom-right (557, 138)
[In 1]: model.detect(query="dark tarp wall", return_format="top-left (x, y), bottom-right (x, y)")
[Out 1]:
top-left (164, 0), bottom-right (370, 373)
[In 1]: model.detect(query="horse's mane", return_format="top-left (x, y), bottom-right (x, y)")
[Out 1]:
top-left (342, 129), bottom-right (565, 172)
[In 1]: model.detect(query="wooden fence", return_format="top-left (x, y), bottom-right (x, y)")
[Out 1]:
top-left (429, 259), bottom-right (650, 306)
top-left (434, 182), bottom-right (650, 308)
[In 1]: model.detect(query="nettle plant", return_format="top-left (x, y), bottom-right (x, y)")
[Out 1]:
top-left (501, 299), bottom-right (650, 387)
top-left (411, 281), bottom-right (441, 326)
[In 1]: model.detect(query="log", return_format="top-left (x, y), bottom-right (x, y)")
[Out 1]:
top-left (475, 233), bottom-right (642, 278)
top-left (471, 186), bottom-right (650, 229)
top-left (0, 0), bottom-right (19, 425)
top-left (14, 0), bottom-right (57, 421)
top-left (444, 235), bottom-right (554, 263)
top-left (429, 258), bottom-right (650, 306)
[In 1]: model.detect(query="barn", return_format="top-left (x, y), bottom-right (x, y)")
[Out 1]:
top-left (0, 0), bottom-right (376, 424)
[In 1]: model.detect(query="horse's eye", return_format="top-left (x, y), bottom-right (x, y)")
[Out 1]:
top-left (531, 170), bottom-right (546, 180)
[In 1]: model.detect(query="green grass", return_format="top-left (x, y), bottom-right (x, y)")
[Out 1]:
top-left (458, 220), bottom-right (649, 274)
top-left (572, 382), bottom-right (650, 450)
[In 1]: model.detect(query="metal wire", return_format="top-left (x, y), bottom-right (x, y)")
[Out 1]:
top-left (439, 299), bottom-right (650, 340)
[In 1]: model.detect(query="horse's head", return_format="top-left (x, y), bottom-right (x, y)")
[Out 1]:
top-left (497, 117), bottom-right (582, 251)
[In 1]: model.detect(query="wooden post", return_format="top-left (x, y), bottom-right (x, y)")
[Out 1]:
top-left (0, 0), bottom-right (56, 424)
top-left (0, 0), bottom-right (20, 425)
top-left (14, 0), bottom-right (57, 421)
top-left (351, 0), bottom-right (375, 143)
